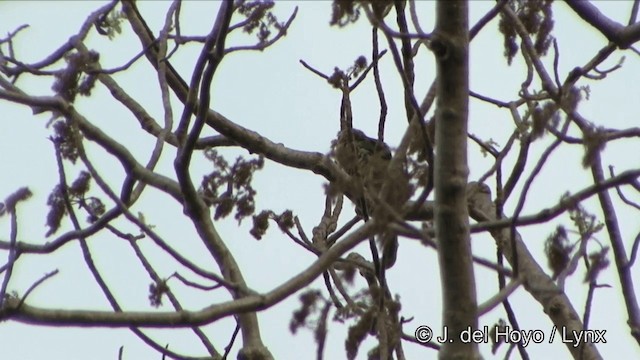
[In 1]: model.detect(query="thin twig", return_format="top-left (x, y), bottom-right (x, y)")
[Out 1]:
top-left (299, 59), bottom-right (329, 80)
top-left (17, 270), bottom-right (60, 308)
top-left (225, 7), bottom-right (298, 54)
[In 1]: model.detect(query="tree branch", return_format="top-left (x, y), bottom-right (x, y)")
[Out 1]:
top-left (565, 0), bottom-right (640, 49)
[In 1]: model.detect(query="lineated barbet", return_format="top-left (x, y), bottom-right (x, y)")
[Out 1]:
top-left (333, 128), bottom-right (410, 269)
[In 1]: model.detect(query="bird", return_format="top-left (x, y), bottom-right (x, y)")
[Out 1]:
top-left (333, 128), bottom-right (409, 269)
top-left (334, 129), bottom-right (391, 210)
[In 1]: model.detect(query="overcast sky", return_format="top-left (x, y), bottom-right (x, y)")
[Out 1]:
top-left (1, 1), bottom-right (639, 359)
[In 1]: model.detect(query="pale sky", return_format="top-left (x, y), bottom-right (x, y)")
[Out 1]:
top-left (1, 1), bottom-right (639, 359)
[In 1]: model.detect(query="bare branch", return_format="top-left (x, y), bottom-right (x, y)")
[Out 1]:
top-left (565, 0), bottom-right (640, 48)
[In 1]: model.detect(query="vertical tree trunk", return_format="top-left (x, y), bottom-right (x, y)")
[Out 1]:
top-left (433, 1), bottom-right (480, 359)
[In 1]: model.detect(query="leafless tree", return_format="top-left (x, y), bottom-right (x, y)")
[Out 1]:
top-left (1, 1), bottom-right (639, 359)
